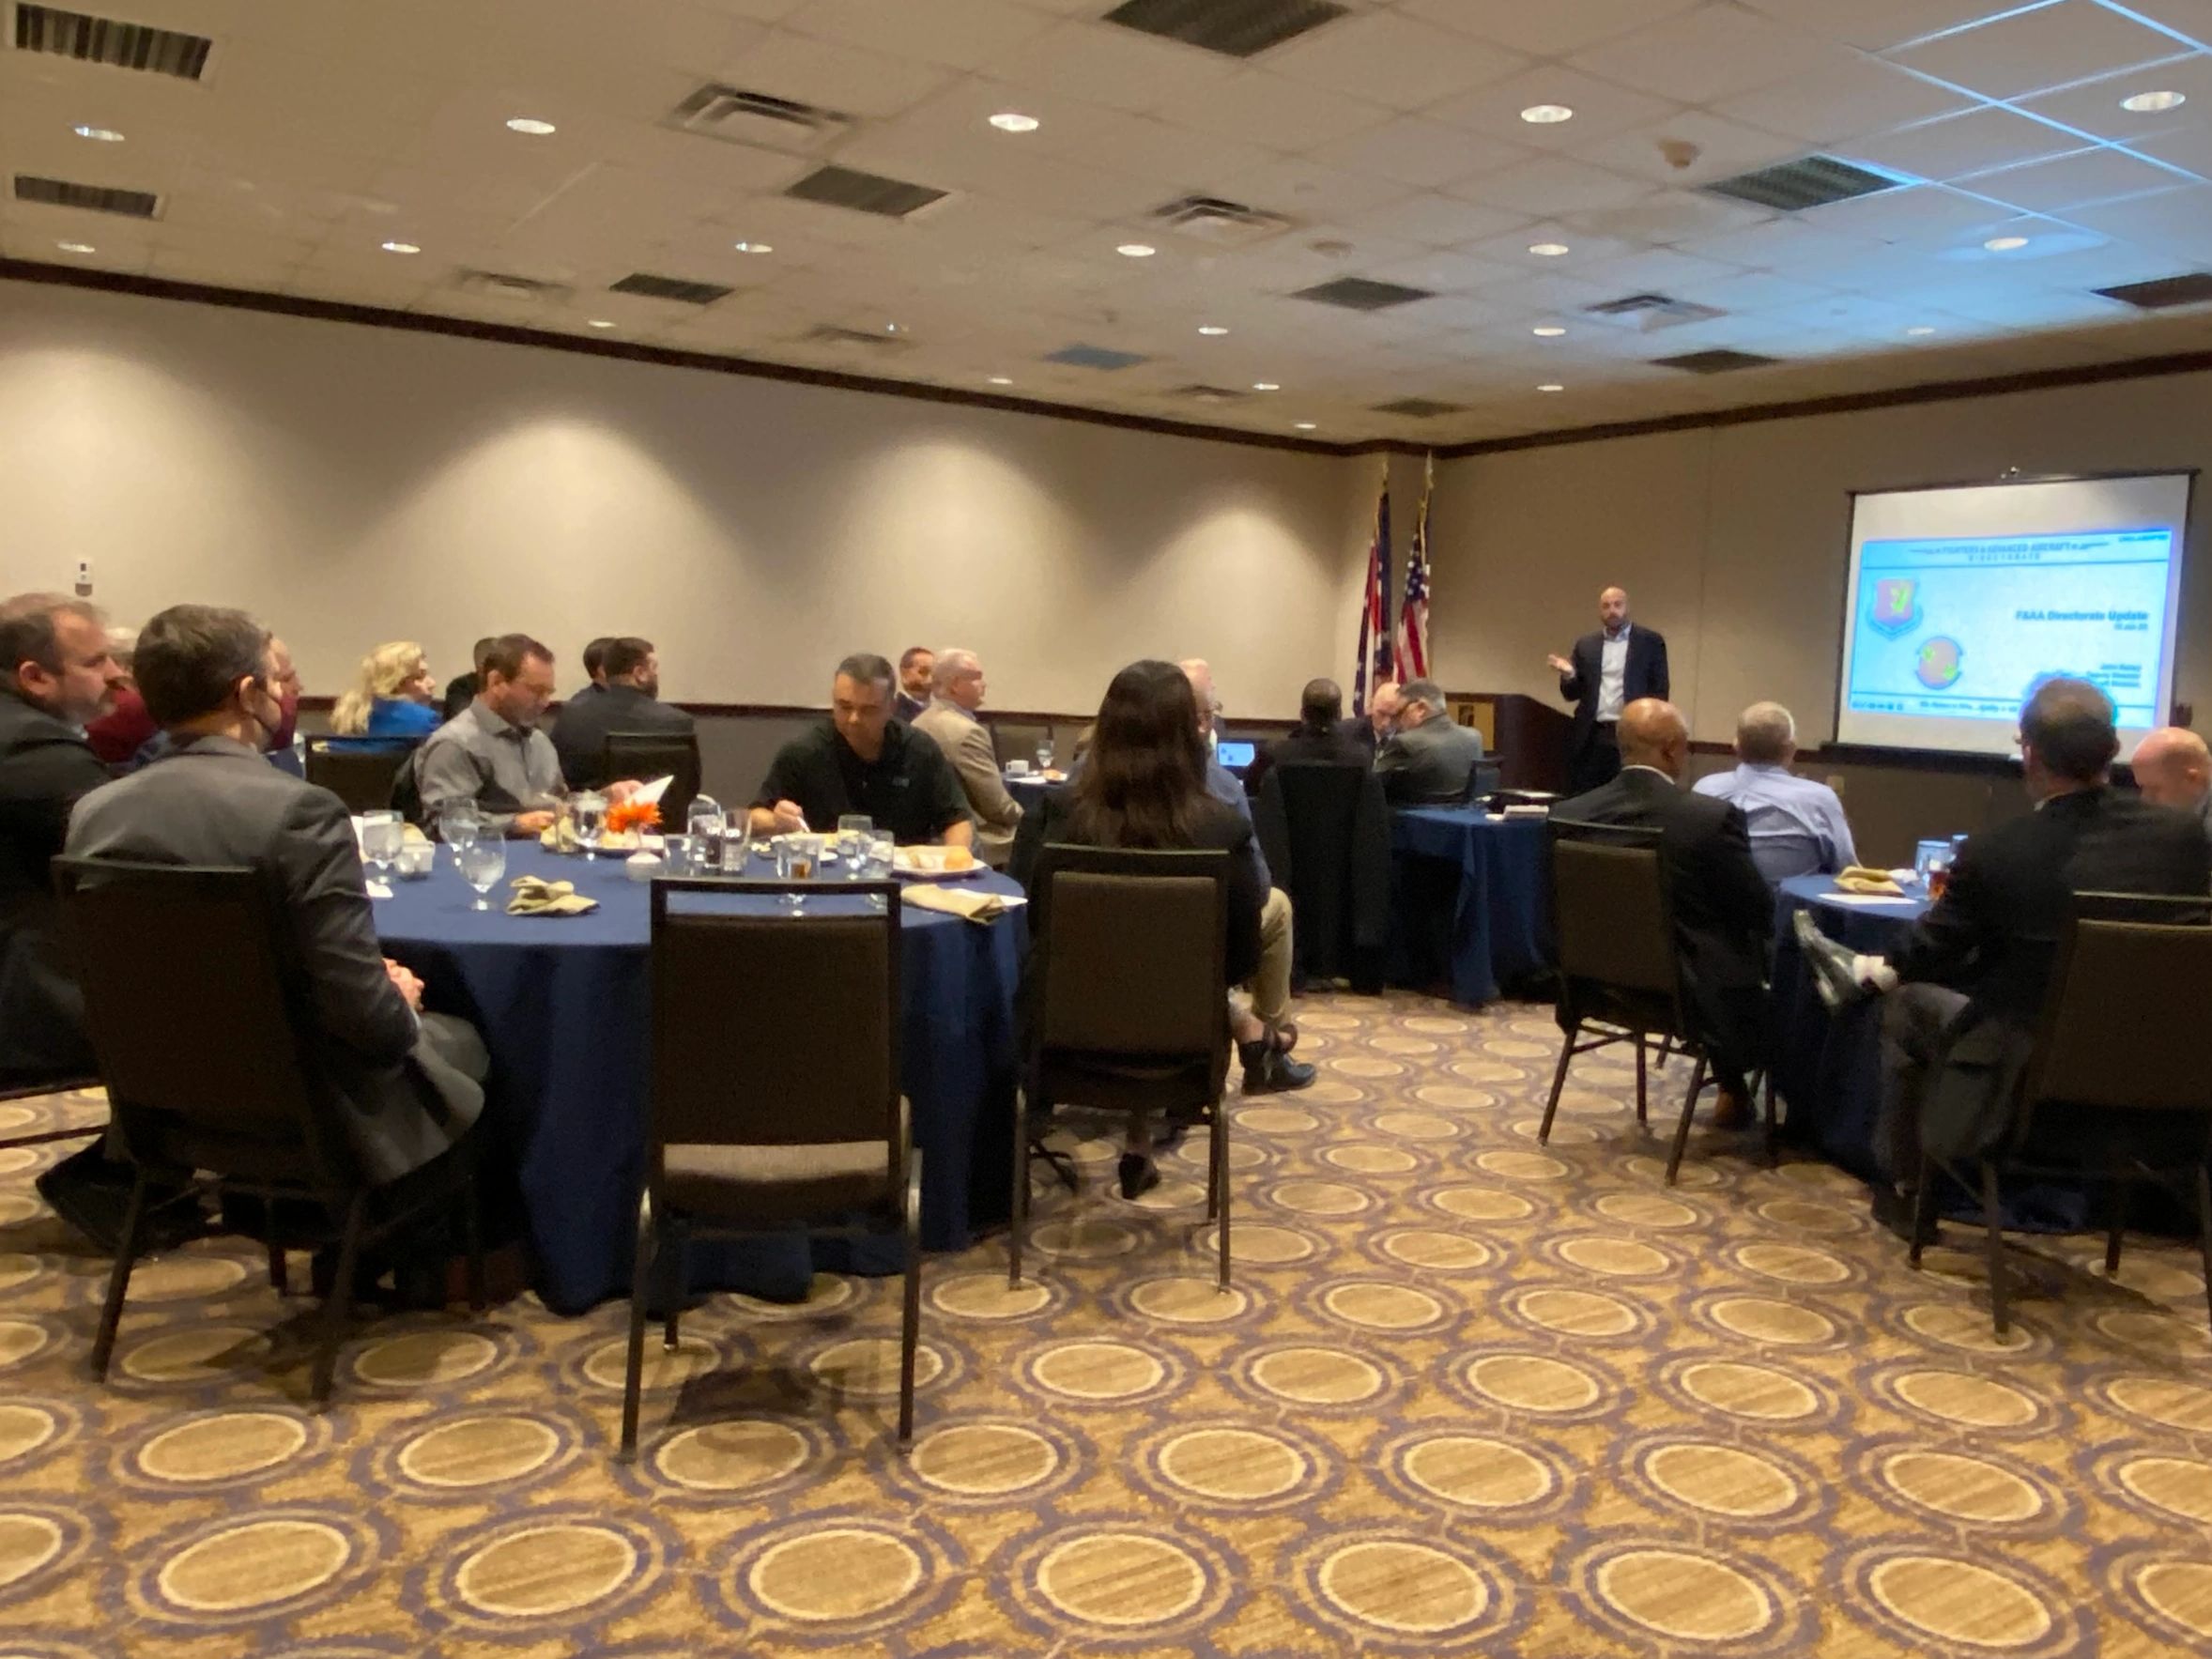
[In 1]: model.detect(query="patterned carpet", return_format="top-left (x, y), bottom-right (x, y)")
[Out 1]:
top-left (2, 991), bottom-right (2210, 1658)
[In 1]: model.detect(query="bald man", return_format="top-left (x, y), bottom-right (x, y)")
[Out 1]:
top-left (1552, 586), bottom-right (1669, 793)
top-left (1555, 699), bottom-right (1772, 1129)
top-left (2133, 725), bottom-right (2211, 844)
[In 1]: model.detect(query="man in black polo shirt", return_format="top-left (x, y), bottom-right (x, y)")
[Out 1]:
top-left (750, 653), bottom-right (975, 847)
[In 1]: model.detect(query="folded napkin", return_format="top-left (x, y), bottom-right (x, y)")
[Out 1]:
top-left (1835, 865), bottom-right (1905, 897)
top-left (900, 883), bottom-right (1021, 924)
top-left (506, 875), bottom-right (598, 916)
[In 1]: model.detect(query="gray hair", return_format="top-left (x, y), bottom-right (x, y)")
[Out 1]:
top-left (0, 592), bottom-right (102, 680)
top-left (1402, 678), bottom-right (1447, 714)
top-left (1736, 701), bottom-right (1796, 763)
top-left (931, 648), bottom-right (980, 692)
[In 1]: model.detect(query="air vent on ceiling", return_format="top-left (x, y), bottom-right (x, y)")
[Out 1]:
top-left (803, 324), bottom-right (913, 352)
top-left (1046, 344), bottom-right (1148, 371)
top-left (785, 164), bottom-right (947, 219)
top-left (1585, 291), bottom-right (1726, 332)
top-left (1701, 154), bottom-right (1904, 213)
top-left (665, 83), bottom-right (853, 154)
top-left (453, 269), bottom-right (570, 304)
top-left (1150, 193), bottom-right (1297, 248)
top-left (13, 4), bottom-right (212, 79)
top-left (1294, 277), bottom-right (1434, 312)
top-left (1104, 0), bottom-right (1348, 57)
top-left (608, 272), bottom-right (732, 305)
top-left (12, 173), bottom-right (159, 217)
top-left (1372, 397), bottom-right (1466, 419)
top-left (2095, 272), bottom-right (2212, 311)
top-left (1171, 383), bottom-right (1247, 403)
top-left (1652, 348), bottom-right (1782, 375)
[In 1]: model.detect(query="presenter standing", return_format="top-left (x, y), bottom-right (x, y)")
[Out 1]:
top-left (1549, 586), bottom-right (1669, 793)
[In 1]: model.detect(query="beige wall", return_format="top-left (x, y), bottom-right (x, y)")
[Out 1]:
top-left (1427, 373), bottom-right (2212, 745)
top-left (0, 278), bottom-right (1375, 717)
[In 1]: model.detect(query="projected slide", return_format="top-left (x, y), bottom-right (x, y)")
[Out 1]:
top-left (1834, 473), bottom-right (2191, 759)
top-left (1844, 530), bottom-right (2174, 726)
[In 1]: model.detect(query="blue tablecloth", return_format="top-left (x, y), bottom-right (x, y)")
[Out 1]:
top-left (1387, 807), bottom-right (1551, 1006)
top-left (376, 845), bottom-right (1024, 1313)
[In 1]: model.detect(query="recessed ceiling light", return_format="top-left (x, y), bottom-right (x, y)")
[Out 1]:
top-left (1294, 422), bottom-right (1317, 430)
top-left (1116, 242), bottom-right (1157, 257)
top-left (1528, 241), bottom-right (1570, 257)
top-left (55, 240), bottom-right (95, 253)
top-left (1906, 325), bottom-right (1935, 336)
top-left (1520, 104), bottom-right (1574, 124)
top-left (731, 239), bottom-right (773, 253)
top-left (988, 112), bottom-right (1039, 133)
top-left (586, 319), bottom-right (616, 329)
top-left (883, 322), bottom-right (901, 333)
top-left (380, 240), bottom-right (421, 254)
top-left (1532, 324), bottom-right (1567, 337)
top-left (71, 124), bottom-right (124, 142)
top-left (988, 376), bottom-right (1014, 385)
top-left (1252, 381), bottom-right (1280, 392)
top-left (505, 117), bottom-right (557, 135)
top-left (1197, 324), bottom-right (1229, 336)
top-left (1537, 383), bottom-right (1564, 392)
top-left (2121, 89), bottom-right (2185, 114)
top-left (1984, 235), bottom-right (2029, 252)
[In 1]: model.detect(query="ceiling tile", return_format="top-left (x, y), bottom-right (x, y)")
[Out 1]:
top-left (779, 0), bottom-right (1058, 69)
top-left (1959, 144), bottom-right (2197, 211)
top-left (2016, 50), bottom-right (2212, 143)
top-left (1307, 118), bottom-right (1539, 191)
top-left (1148, 70), bottom-right (1394, 152)
top-left (1713, 54), bottom-right (1978, 145)
top-left (980, 20), bottom-right (1237, 115)
top-left (1399, 0), bottom-right (1705, 56)
top-left (1204, 156), bottom-right (1419, 224)
top-left (1565, 246), bottom-right (1756, 296)
top-left (713, 27), bottom-right (955, 115)
top-left (1741, 0), bottom-right (2036, 53)
top-left (1846, 106), bottom-right (2096, 179)
top-left (1450, 156), bottom-right (1655, 217)
top-left (1570, 111), bottom-right (1805, 188)
top-left (1336, 192), bottom-right (1534, 250)
top-left (1264, 11), bottom-right (1528, 112)
top-left (1883, 0), bottom-right (2190, 100)
top-left (1561, 190), bottom-right (1774, 247)
top-left (1566, 4), bottom-right (1856, 105)
top-left (1422, 67), bottom-right (1684, 148)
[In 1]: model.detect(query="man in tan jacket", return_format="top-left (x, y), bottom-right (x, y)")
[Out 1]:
top-left (912, 648), bottom-right (1022, 867)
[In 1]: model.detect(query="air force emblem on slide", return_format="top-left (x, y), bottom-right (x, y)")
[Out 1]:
top-left (1869, 576), bottom-right (1921, 637)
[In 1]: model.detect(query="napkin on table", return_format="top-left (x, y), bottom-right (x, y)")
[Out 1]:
top-left (506, 876), bottom-right (598, 916)
top-left (1834, 866), bottom-right (1905, 897)
top-left (899, 883), bottom-right (1022, 925)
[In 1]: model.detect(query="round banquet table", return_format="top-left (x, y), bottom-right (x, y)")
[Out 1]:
top-left (376, 843), bottom-right (1024, 1314)
top-left (1387, 806), bottom-right (1551, 1005)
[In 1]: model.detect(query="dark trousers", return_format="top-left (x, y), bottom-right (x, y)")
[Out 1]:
top-left (1877, 982), bottom-right (1969, 1186)
top-left (1570, 722), bottom-right (1621, 794)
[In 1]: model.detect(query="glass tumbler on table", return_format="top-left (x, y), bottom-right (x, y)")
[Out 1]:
top-left (572, 791), bottom-right (607, 859)
top-left (685, 796), bottom-right (725, 871)
top-left (1037, 737), bottom-right (1054, 775)
top-left (776, 833), bottom-right (820, 910)
top-left (837, 814), bottom-right (873, 877)
top-left (459, 838), bottom-right (507, 912)
top-left (360, 809), bottom-right (403, 893)
top-left (863, 831), bottom-right (895, 910)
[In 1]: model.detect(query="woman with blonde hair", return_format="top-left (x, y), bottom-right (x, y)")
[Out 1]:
top-left (330, 640), bottom-right (441, 745)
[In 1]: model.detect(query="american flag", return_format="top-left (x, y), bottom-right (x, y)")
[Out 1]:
top-left (1396, 453), bottom-right (1433, 680)
top-left (1351, 472), bottom-right (1392, 715)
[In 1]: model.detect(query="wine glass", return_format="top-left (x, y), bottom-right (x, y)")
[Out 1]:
top-left (459, 839), bottom-right (507, 912)
top-left (837, 814), bottom-right (872, 878)
top-left (573, 791), bottom-right (607, 860)
top-left (360, 809), bottom-right (403, 893)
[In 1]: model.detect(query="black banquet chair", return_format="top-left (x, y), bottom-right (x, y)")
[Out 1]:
top-left (604, 730), bottom-right (702, 827)
top-left (303, 739), bottom-right (419, 815)
top-left (1010, 846), bottom-right (1235, 1289)
top-left (622, 877), bottom-right (920, 1457)
top-left (1253, 760), bottom-right (1389, 993)
top-left (1537, 822), bottom-right (1776, 1184)
top-left (1911, 895), bottom-right (2212, 1335)
top-left (53, 856), bottom-right (485, 1404)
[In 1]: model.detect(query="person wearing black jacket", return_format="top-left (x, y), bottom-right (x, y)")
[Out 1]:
top-left (441, 636), bottom-right (498, 723)
top-left (548, 636), bottom-right (693, 791)
top-left (1550, 587), bottom-right (1668, 793)
top-left (1554, 698), bottom-right (1772, 1129)
top-left (1250, 678), bottom-right (1371, 791)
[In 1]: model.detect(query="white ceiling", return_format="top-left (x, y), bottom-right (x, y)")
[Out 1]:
top-left (6, 0), bottom-right (2212, 446)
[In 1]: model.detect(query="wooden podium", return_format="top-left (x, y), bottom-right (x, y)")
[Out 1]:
top-left (1447, 692), bottom-right (1574, 792)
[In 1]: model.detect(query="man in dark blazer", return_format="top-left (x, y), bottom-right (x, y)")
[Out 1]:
top-left (1555, 698), bottom-right (1772, 1128)
top-left (1797, 678), bottom-right (2211, 1236)
top-left (1550, 586), bottom-right (1668, 793)
top-left (66, 604), bottom-right (488, 1187)
top-left (1338, 680), bottom-right (1401, 758)
top-left (549, 636), bottom-right (694, 792)
top-left (1253, 678), bottom-right (1373, 791)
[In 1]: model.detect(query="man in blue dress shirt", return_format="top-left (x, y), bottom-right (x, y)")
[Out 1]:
top-left (1693, 702), bottom-right (1856, 886)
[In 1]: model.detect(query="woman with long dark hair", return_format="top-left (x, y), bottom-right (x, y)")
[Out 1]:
top-left (1011, 660), bottom-right (1311, 1195)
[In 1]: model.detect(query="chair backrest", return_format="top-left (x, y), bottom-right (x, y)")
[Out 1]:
top-left (304, 741), bottom-right (418, 815)
top-left (51, 856), bottom-right (346, 1175)
top-left (1746, 828), bottom-right (1826, 888)
top-left (649, 880), bottom-right (901, 1158)
top-left (1032, 845), bottom-right (1230, 1061)
top-left (606, 730), bottom-right (701, 826)
top-left (1274, 760), bottom-right (1366, 865)
top-left (2025, 898), bottom-right (2212, 1114)
top-left (1269, 761), bottom-right (1367, 963)
top-left (1547, 822), bottom-right (1681, 1001)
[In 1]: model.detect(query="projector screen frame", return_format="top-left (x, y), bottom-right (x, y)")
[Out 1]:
top-left (1823, 466), bottom-right (2199, 767)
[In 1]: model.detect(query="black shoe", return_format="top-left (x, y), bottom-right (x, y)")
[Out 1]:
top-left (1871, 1184), bottom-right (1937, 1248)
top-left (1793, 911), bottom-right (1869, 1010)
top-left (36, 1145), bottom-right (207, 1253)
top-left (1239, 1042), bottom-right (1316, 1095)
top-left (1117, 1153), bottom-right (1160, 1199)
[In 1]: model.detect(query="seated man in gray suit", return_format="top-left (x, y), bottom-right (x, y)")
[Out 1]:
top-left (1375, 678), bottom-right (1484, 804)
top-left (67, 604), bottom-right (488, 1189)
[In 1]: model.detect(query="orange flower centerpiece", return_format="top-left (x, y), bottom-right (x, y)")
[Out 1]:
top-left (602, 798), bottom-right (661, 851)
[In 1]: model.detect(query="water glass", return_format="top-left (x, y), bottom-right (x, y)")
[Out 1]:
top-left (360, 809), bottom-right (403, 891)
top-left (443, 806), bottom-right (482, 863)
top-left (1037, 738), bottom-right (1054, 775)
top-left (863, 831), bottom-right (895, 911)
top-left (662, 834), bottom-right (695, 878)
top-left (1912, 838), bottom-right (1952, 884)
top-left (837, 814), bottom-right (873, 876)
top-left (776, 833), bottom-right (820, 910)
top-left (573, 791), bottom-right (607, 859)
top-left (721, 817), bottom-right (753, 874)
top-left (459, 839), bottom-right (507, 912)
